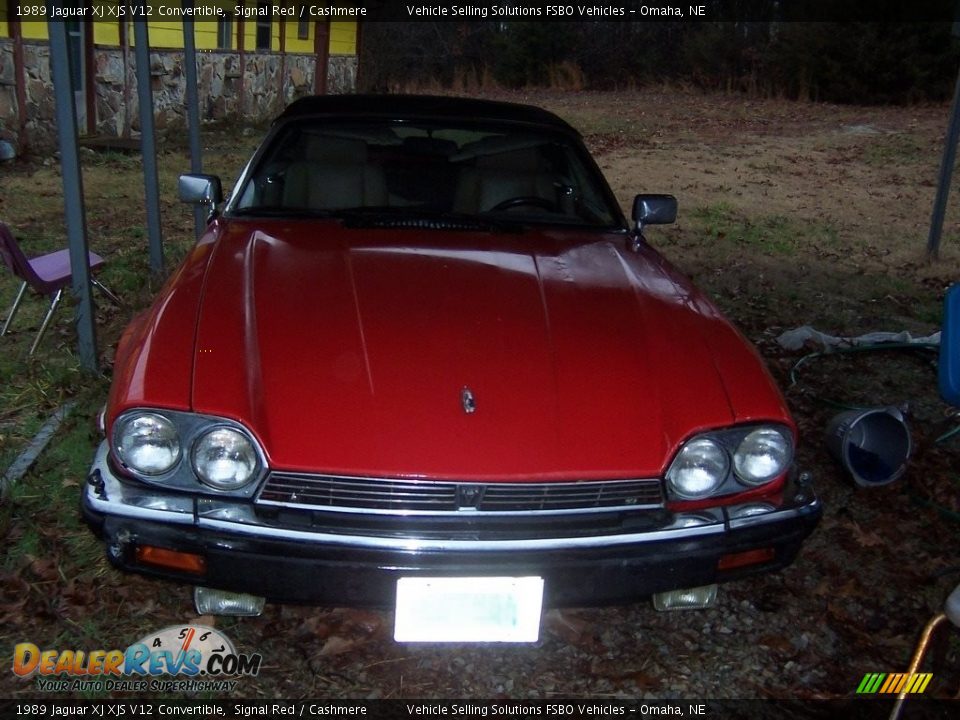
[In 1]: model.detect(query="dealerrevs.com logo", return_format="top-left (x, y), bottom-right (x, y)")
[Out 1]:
top-left (12, 625), bottom-right (261, 693)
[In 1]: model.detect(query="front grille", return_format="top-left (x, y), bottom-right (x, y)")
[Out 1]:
top-left (257, 472), bottom-right (664, 515)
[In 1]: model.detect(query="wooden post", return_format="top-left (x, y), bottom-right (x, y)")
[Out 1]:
top-left (354, 18), bottom-right (363, 90)
top-left (278, 1), bottom-right (287, 109)
top-left (236, 1), bottom-right (246, 115)
top-left (120, 18), bottom-right (132, 138)
top-left (10, 17), bottom-right (28, 153)
top-left (83, 18), bottom-right (95, 135)
top-left (313, 20), bottom-right (329, 95)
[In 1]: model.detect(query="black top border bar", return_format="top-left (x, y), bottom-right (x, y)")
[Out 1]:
top-left (1, 1), bottom-right (959, 24)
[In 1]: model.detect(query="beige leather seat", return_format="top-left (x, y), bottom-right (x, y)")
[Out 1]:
top-left (283, 137), bottom-right (387, 210)
top-left (453, 148), bottom-right (557, 214)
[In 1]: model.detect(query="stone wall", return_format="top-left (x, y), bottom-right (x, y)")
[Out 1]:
top-left (0, 39), bottom-right (358, 154)
top-left (0, 41), bottom-right (60, 154)
top-left (0, 43), bottom-right (14, 140)
top-left (329, 56), bottom-right (357, 95)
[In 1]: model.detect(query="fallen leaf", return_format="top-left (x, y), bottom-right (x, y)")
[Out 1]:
top-left (545, 609), bottom-right (603, 652)
top-left (758, 633), bottom-right (794, 654)
top-left (630, 671), bottom-right (663, 691)
top-left (319, 635), bottom-right (358, 656)
top-left (850, 522), bottom-right (884, 548)
top-left (26, 557), bottom-right (59, 582)
top-left (0, 598), bottom-right (28, 626)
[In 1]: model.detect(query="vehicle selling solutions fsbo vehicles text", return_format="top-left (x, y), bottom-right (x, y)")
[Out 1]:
top-left (404, 5), bottom-right (703, 18)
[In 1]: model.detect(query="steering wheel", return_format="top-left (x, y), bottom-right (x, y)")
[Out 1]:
top-left (489, 196), bottom-right (555, 212)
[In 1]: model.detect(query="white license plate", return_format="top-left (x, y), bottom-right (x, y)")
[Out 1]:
top-left (394, 576), bottom-right (544, 643)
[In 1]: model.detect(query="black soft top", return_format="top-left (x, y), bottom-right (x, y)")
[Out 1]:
top-left (277, 95), bottom-right (580, 135)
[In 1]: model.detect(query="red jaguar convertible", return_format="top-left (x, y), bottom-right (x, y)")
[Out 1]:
top-left (83, 96), bottom-right (820, 641)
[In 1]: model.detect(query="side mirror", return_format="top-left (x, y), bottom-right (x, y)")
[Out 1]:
top-left (632, 194), bottom-right (677, 230)
top-left (178, 174), bottom-right (223, 207)
top-left (940, 283), bottom-right (960, 407)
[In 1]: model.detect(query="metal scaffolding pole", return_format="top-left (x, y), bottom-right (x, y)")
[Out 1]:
top-left (183, 3), bottom-right (205, 241)
top-left (134, 21), bottom-right (165, 274)
top-left (926, 62), bottom-right (960, 259)
top-left (47, 17), bottom-right (98, 370)
top-left (927, 11), bottom-right (960, 259)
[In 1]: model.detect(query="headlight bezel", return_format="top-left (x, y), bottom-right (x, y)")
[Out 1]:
top-left (665, 424), bottom-right (794, 503)
top-left (191, 426), bottom-right (261, 491)
top-left (109, 409), bottom-right (266, 496)
top-left (733, 427), bottom-right (793, 486)
top-left (665, 437), bottom-right (729, 500)
top-left (113, 412), bottom-right (182, 477)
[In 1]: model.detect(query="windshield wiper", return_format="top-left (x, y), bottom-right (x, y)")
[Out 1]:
top-left (337, 207), bottom-right (522, 233)
top-left (229, 206), bottom-right (340, 218)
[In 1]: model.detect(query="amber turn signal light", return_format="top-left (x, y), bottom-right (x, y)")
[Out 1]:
top-left (135, 545), bottom-right (206, 575)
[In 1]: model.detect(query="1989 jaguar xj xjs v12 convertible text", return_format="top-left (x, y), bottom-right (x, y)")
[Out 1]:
top-left (83, 96), bottom-right (820, 641)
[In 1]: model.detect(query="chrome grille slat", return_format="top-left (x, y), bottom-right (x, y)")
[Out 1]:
top-left (257, 473), bottom-right (663, 515)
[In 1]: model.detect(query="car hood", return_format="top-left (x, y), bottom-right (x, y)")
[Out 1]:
top-left (186, 219), bottom-right (790, 480)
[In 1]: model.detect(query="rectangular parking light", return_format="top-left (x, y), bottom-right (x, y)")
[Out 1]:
top-left (193, 586), bottom-right (265, 616)
top-left (652, 584), bottom-right (718, 611)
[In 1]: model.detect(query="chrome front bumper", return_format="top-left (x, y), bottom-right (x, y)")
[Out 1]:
top-left (83, 441), bottom-right (822, 606)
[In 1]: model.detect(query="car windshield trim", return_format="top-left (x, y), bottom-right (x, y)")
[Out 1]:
top-left (229, 206), bottom-right (342, 218)
top-left (228, 117), bottom-right (628, 231)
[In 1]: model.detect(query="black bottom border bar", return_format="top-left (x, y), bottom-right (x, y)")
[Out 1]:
top-left (0, 698), bottom-right (956, 720)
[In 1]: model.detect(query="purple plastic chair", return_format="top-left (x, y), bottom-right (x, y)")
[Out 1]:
top-left (0, 222), bottom-right (120, 355)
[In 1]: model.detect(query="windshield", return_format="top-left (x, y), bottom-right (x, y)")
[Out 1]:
top-left (232, 118), bottom-right (622, 228)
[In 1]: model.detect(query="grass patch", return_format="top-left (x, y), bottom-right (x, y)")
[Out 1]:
top-left (862, 134), bottom-right (927, 166)
top-left (0, 351), bottom-right (88, 475)
top-left (691, 203), bottom-right (846, 258)
top-left (2, 390), bottom-right (108, 574)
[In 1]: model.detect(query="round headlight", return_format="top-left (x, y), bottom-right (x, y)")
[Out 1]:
top-left (192, 428), bottom-right (258, 490)
top-left (666, 438), bottom-right (729, 499)
top-left (115, 413), bottom-right (181, 476)
top-left (733, 428), bottom-right (792, 485)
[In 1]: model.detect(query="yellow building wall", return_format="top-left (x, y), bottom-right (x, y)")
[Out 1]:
top-left (195, 19), bottom-right (224, 50)
top-left (283, 17), bottom-right (312, 54)
top-left (93, 22), bottom-right (119, 46)
top-left (18, 21), bottom-right (47, 40)
top-left (0, 11), bottom-right (356, 55)
top-left (142, 21), bottom-right (184, 49)
top-left (330, 21), bottom-right (356, 56)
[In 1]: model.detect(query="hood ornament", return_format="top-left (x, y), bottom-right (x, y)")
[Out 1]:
top-left (461, 387), bottom-right (477, 414)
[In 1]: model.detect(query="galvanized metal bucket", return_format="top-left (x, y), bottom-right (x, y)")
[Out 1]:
top-left (826, 407), bottom-right (912, 487)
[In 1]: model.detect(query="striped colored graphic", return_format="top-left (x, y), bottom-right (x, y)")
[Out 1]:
top-left (856, 672), bottom-right (933, 694)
